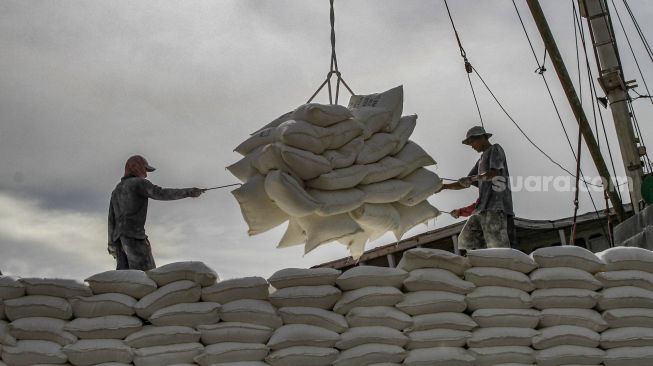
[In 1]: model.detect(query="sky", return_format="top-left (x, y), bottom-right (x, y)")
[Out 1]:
top-left (1, 0), bottom-right (652, 281)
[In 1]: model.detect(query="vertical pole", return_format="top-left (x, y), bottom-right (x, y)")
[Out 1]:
top-left (559, 228), bottom-right (568, 245)
top-left (526, 0), bottom-right (626, 222)
top-left (579, 0), bottom-right (644, 212)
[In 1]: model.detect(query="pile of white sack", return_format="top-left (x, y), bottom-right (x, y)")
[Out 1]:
top-left (228, 86), bottom-right (442, 259)
top-left (397, 248), bottom-right (476, 366)
top-left (1, 246), bottom-right (653, 365)
top-left (465, 248), bottom-right (539, 366)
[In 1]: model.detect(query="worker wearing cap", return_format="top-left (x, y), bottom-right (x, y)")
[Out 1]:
top-left (442, 126), bottom-right (515, 250)
top-left (108, 155), bottom-right (204, 270)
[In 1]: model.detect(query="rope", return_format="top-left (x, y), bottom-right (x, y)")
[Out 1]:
top-left (443, 0), bottom-right (484, 127)
top-left (510, 1), bottom-right (602, 189)
top-left (611, 0), bottom-right (653, 108)
top-left (622, 0), bottom-right (653, 63)
top-left (202, 183), bottom-right (242, 191)
top-left (570, 128), bottom-right (583, 244)
top-left (307, 0), bottom-right (354, 105)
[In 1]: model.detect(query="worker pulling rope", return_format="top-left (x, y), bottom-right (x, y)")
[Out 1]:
top-left (443, 0), bottom-right (483, 127)
top-left (307, 0), bottom-right (354, 105)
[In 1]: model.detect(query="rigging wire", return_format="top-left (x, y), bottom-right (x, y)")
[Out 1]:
top-left (511, 0), bottom-right (603, 191)
top-left (307, 0), bottom-right (354, 105)
top-left (608, 0), bottom-right (653, 172)
top-left (510, 0), bottom-right (611, 242)
top-left (622, 0), bottom-right (653, 63)
top-left (443, 0), bottom-right (484, 127)
top-left (611, 0), bottom-right (653, 108)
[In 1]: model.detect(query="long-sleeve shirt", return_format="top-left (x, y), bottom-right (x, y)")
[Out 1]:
top-left (108, 176), bottom-right (194, 243)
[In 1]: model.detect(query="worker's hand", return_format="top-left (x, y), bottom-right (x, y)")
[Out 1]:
top-left (107, 244), bottom-right (117, 259)
top-left (458, 176), bottom-right (473, 188)
top-left (450, 209), bottom-right (461, 219)
top-left (189, 188), bottom-right (204, 198)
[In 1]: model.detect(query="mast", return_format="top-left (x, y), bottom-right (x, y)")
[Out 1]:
top-left (578, 0), bottom-right (645, 213)
top-left (526, 0), bottom-right (626, 222)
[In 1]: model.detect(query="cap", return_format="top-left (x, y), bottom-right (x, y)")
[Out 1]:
top-left (143, 158), bottom-right (156, 172)
top-left (462, 126), bottom-right (492, 145)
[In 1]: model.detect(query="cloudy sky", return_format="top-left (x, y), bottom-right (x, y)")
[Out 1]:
top-left (1, 0), bottom-right (652, 281)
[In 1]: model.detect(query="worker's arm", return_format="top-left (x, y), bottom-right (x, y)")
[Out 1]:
top-left (478, 168), bottom-right (502, 181)
top-left (107, 200), bottom-right (117, 258)
top-left (442, 180), bottom-right (469, 190)
top-left (141, 180), bottom-right (203, 200)
top-left (451, 200), bottom-right (478, 218)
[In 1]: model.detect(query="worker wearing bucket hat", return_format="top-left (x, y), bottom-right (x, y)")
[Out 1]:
top-left (108, 155), bottom-right (205, 270)
top-left (442, 126), bottom-right (516, 251)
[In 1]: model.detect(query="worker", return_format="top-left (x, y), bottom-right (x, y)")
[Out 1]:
top-left (442, 126), bottom-right (515, 251)
top-left (108, 155), bottom-right (204, 271)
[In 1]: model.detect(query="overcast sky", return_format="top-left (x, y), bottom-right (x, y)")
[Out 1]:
top-left (1, 0), bottom-right (652, 280)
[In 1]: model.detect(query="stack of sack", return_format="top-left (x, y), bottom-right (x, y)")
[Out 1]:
top-left (228, 85), bottom-right (442, 259)
top-left (465, 248), bottom-right (540, 366)
top-left (131, 262), bottom-right (217, 366)
top-left (1, 277), bottom-right (90, 366)
top-left (465, 248), bottom-right (539, 366)
top-left (195, 267), bottom-right (269, 365)
top-left (266, 268), bottom-right (343, 366)
top-left (332, 266), bottom-right (409, 366)
top-left (596, 247), bottom-right (653, 366)
top-left (396, 248), bottom-right (476, 366)
top-left (529, 246), bottom-right (606, 366)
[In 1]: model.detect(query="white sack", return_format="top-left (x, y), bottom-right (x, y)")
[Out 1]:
top-left (345, 306), bottom-right (412, 330)
top-left (398, 168), bottom-right (442, 206)
top-left (351, 107), bottom-right (392, 139)
top-left (336, 266), bottom-right (407, 290)
top-left (201, 277), bottom-right (269, 304)
top-left (269, 285), bottom-right (341, 310)
top-left (278, 307), bottom-right (348, 333)
top-left (393, 141), bottom-right (436, 179)
top-left (333, 286), bottom-right (403, 315)
top-left (307, 165), bottom-right (369, 191)
top-left (19, 278), bottom-right (92, 299)
top-left (296, 214), bottom-right (363, 254)
top-left (396, 291), bottom-right (466, 316)
top-left (466, 248), bottom-right (537, 274)
top-left (264, 170), bottom-right (320, 216)
top-left (146, 261), bottom-right (218, 287)
top-left (323, 136), bottom-right (364, 169)
top-left (232, 174), bottom-right (288, 236)
top-left (404, 268), bottom-right (475, 294)
top-left (396, 248), bottom-right (470, 275)
top-left (198, 322), bottom-right (272, 345)
top-left (307, 188), bottom-right (366, 216)
top-left (531, 246), bottom-right (605, 273)
top-left (219, 299), bottom-right (282, 329)
top-left (356, 133), bottom-right (400, 165)
top-left (348, 86), bottom-right (404, 131)
top-left (268, 268), bottom-right (340, 289)
top-left (133, 280), bottom-right (201, 319)
top-left (85, 270), bottom-right (157, 299)
top-left (359, 179), bottom-right (413, 204)
top-left (292, 103), bottom-right (352, 127)
top-left (393, 200), bottom-right (440, 240)
top-left (361, 157), bottom-right (404, 184)
top-left (465, 267), bottom-right (535, 292)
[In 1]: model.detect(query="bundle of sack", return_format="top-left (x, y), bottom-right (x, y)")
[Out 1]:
top-left (228, 86), bottom-right (442, 259)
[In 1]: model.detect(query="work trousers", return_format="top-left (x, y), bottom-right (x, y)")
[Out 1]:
top-left (114, 236), bottom-right (156, 271)
top-left (458, 210), bottom-right (512, 250)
